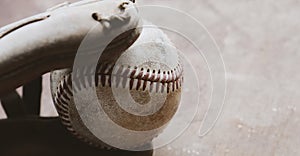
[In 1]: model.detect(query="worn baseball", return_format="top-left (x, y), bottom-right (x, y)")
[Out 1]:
top-left (50, 4), bottom-right (183, 150)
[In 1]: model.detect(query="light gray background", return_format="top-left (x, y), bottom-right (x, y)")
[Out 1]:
top-left (0, 0), bottom-right (299, 155)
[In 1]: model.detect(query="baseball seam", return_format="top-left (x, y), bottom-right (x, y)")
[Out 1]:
top-left (72, 63), bottom-right (183, 93)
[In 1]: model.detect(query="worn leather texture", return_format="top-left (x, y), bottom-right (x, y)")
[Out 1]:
top-left (0, 0), bottom-right (141, 95)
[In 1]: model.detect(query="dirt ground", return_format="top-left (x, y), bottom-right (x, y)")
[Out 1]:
top-left (0, 0), bottom-right (299, 155)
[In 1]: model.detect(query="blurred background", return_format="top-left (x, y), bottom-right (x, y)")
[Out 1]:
top-left (0, 0), bottom-right (300, 155)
